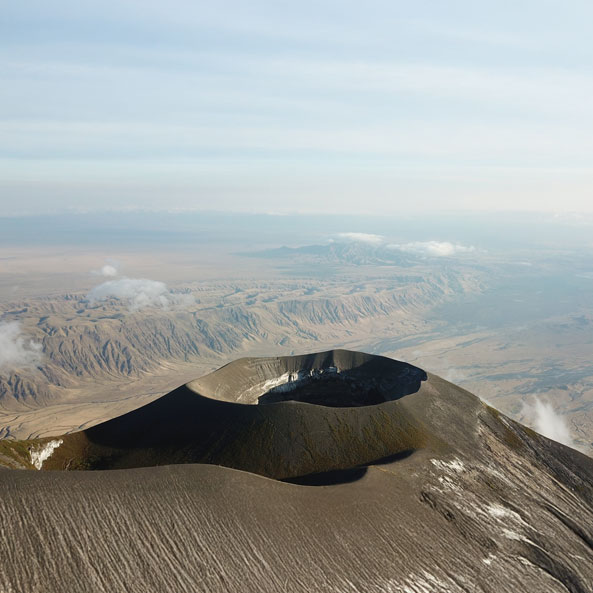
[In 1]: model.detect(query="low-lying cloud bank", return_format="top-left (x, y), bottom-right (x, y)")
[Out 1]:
top-left (0, 321), bottom-right (43, 373)
top-left (389, 241), bottom-right (475, 257)
top-left (88, 278), bottom-right (194, 311)
top-left (523, 397), bottom-right (575, 449)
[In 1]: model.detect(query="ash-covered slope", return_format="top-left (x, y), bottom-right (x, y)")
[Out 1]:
top-left (1, 350), bottom-right (593, 593)
top-left (12, 350), bottom-right (429, 475)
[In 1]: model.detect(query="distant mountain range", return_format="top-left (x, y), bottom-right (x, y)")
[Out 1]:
top-left (0, 271), bottom-right (480, 423)
top-left (244, 241), bottom-right (420, 266)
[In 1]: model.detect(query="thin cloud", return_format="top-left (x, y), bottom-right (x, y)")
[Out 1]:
top-left (93, 264), bottom-right (118, 277)
top-left (388, 241), bottom-right (475, 257)
top-left (3, 3), bottom-right (593, 215)
top-left (335, 232), bottom-right (384, 245)
top-left (87, 277), bottom-right (194, 311)
top-left (0, 321), bottom-right (43, 373)
top-left (91, 260), bottom-right (120, 277)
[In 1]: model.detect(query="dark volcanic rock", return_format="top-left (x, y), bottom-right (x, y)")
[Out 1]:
top-left (1, 349), bottom-right (593, 593)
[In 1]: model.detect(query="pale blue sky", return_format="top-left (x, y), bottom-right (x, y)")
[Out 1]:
top-left (1, 1), bottom-right (592, 215)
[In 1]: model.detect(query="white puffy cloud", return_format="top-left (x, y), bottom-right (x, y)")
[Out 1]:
top-left (523, 398), bottom-right (575, 449)
top-left (335, 232), bottom-right (384, 245)
top-left (0, 321), bottom-right (43, 373)
top-left (91, 262), bottom-right (120, 277)
top-left (99, 264), bottom-right (118, 277)
top-left (88, 277), bottom-right (194, 311)
top-left (388, 241), bottom-right (475, 257)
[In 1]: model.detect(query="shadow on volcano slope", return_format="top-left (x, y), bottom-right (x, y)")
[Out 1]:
top-left (257, 357), bottom-right (423, 406)
top-left (3, 351), bottom-right (593, 593)
top-left (3, 439), bottom-right (593, 593)
top-left (22, 350), bottom-right (430, 478)
top-left (283, 449), bottom-right (416, 486)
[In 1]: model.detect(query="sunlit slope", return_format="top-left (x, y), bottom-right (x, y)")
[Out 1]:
top-left (2, 349), bottom-right (589, 487)
top-left (38, 351), bottom-right (433, 475)
top-left (2, 350), bottom-right (593, 592)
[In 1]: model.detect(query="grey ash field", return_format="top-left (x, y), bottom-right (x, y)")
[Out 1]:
top-left (2, 350), bottom-right (593, 593)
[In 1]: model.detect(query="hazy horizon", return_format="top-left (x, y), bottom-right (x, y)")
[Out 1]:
top-left (2, 1), bottom-right (593, 215)
top-left (2, 209), bottom-right (593, 250)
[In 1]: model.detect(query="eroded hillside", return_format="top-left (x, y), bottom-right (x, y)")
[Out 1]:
top-left (0, 269), bottom-right (481, 413)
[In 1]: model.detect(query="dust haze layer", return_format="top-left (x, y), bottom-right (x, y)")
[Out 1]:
top-left (1, 350), bottom-right (593, 592)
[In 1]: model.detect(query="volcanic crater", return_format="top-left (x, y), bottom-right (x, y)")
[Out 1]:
top-left (2, 350), bottom-right (593, 593)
